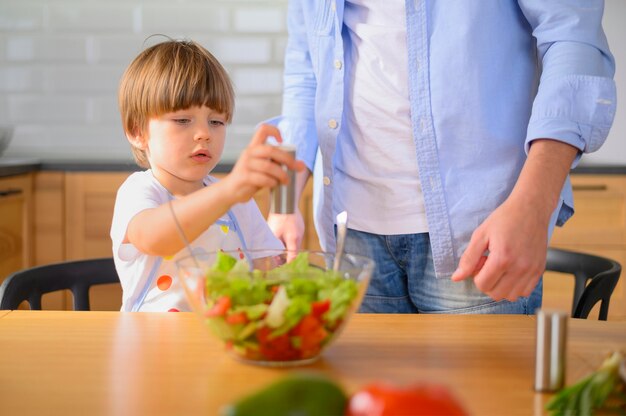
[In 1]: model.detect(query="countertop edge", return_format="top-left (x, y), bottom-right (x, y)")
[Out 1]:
top-left (1, 160), bottom-right (625, 178)
top-left (0, 160), bottom-right (236, 177)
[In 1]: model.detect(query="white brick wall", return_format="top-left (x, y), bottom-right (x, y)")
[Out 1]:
top-left (0, 0), bottom-right (288, 162)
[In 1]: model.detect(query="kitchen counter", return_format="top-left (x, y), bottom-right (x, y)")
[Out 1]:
top-left (572, 165), bottom-right (626, 174)
top-left (0, 158), bottom-right (42, 177)
top-left (0, 158), bottom-right (236, 177)
top-left (1, 157), bottom-right (626, 177)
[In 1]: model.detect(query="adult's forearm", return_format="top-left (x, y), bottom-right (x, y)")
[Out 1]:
top-left (508, 139), bottom-right (579, 223)
top-left (294, 167), bottom-right (312, 203)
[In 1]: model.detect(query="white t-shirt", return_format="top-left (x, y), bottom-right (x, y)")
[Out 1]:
top-left (337, 0), bottom-right (428, 234)
top-left (110, 171), bottom-right (283, 312)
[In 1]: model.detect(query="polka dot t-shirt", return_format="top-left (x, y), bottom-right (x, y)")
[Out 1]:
top-left (110, 171), bottom-right (284, 312)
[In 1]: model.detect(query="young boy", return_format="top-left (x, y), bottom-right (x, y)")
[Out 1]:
top-left (111, 39), bottom-right (303, 312)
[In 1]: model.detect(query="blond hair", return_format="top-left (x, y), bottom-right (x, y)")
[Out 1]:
top-left (118, 39), bottom-right (235, 168)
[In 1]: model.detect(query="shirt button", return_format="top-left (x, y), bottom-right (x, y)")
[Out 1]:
top-left (328, 119), bottom-right (338, 129)
top-left (323, 176), bottom-right (331, 186)
top-left (334, 60), bottom-right (343, 70)
top-left (420, 117), bottom-right (428, 132)
top-left (331, 1), bottom-right (336, 11)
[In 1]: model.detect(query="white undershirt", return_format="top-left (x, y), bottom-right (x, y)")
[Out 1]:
top-left (335, 0), bottom-right (428, 234)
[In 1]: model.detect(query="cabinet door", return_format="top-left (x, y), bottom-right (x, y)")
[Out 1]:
top-left (65, 172), bottom-right (130, 259)
top-left (0, 174), bottom-right (33, 283)
top-left (33, 172), bottom-right (65, 265)
top-left (64, 172), bottom-right (129, 310)
top-left (32, 172), bottom-right (66, 309)
top-left (551, 175), bottom-right (626, 247)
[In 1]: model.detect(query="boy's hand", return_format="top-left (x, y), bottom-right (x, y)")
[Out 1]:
top-left (224, 124), bottom-right (305, 204)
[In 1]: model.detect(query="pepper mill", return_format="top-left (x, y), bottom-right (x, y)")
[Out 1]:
top-left (534, 309), bottom-right (568, 392)
top-left (270, 145), bottom-right (296, 214)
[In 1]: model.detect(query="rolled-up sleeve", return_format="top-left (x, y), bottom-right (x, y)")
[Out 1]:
top-left (265, 0), bottom-right (319, 173)
top-left (519, 0), bottom-right (617, 166)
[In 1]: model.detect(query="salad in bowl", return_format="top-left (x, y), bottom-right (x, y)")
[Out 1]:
top-left (176, 249), bottom-right (374, 366)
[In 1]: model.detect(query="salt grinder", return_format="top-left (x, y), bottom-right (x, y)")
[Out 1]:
top-left (534, 309), bottom-right (568, 392)
top-left (270, 145), bottom-right (296, 214)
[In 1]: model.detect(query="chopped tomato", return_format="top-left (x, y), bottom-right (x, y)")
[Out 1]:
top-left (205, 296), bottom-right (231, 317)
top-left (346, 383), bottom-right (467, 416)
top-left (290, 314), bottom-right (329, 358)
top-left (225, 311), bottom-right (249, 325)
top-left (256, 326), bottom-right (299, 361)
top-left (311, 299), bottom-right (331, 319)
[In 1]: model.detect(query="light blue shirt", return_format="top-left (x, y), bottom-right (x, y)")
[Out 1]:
top-left (271, 0), bottom-right (617, 279)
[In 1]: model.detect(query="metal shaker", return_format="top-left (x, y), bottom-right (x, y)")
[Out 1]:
top-left (270, 145), bottom-right (296, 214)
top-left (534, 309), bottom-right (568, 392)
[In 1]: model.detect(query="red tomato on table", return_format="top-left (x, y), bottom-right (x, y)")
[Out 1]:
top-left (346, 382), bottom-right (467, 416)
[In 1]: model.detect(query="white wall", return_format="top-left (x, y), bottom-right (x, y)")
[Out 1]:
top-left (0, 0), bottom-right (287, 162)
top-left (0, 0), bottom-right (624, 165)
top-left (584, 0), bottom-right (626, 165)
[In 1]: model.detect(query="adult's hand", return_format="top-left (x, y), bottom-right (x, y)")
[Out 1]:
top-left (451, 139), bottom-right (579, 301)
top-left (451, 195), bottom-right (549, 301)
top-left (268, 211), bottom-right (305, 256)
top-left (268, 168), bottom-right (311, 258)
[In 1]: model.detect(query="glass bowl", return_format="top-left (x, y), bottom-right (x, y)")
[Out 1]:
top-left (176, 249), bottom-right (374, 367)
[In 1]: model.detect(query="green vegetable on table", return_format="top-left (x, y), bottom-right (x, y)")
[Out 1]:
top-left (546, 351), bottom-right (625, 416)
top-left (220, 372), bottom-right (348, 416)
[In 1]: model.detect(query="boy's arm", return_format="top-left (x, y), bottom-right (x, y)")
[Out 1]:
top-left (126, 179), bottom-right (238, 256)
top-left (127, 125), bottom-right (303, 257)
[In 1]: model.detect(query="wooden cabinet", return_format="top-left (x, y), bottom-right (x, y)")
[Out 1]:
top-left (546, 174), bottom-right (626, 320)
top-left (0, 174), bottom-right (33, 285)
top-left (31, 171), bottom-right (130, 310)
top-left (64, 172), bottom-right (131, 260)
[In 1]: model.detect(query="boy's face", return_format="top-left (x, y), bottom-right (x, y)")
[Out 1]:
top-left (129, 105), bottom-right (227, 195)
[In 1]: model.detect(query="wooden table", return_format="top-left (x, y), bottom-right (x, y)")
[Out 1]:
top-left (0, 311), bottom-right (623, 416)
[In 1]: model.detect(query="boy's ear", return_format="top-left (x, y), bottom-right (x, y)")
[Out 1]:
top-left (126, 129), bottom-right (147, 150)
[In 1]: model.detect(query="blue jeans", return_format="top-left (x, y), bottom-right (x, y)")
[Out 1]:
top-left (343, 229), bottom-right (542, 314)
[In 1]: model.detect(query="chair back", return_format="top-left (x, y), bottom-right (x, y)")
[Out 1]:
top-left (545, 248), bottom-right (621, 320)
top-left (0, 258), bottom-right (119, 311)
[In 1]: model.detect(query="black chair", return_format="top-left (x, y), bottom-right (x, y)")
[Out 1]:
top-left (0, 257), bottom-right (119, 311)
top-left (545, 247), bottom-right (621, 320)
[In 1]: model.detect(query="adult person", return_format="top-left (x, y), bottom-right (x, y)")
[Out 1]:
top-left (268, 1), bottom-right (617, 314)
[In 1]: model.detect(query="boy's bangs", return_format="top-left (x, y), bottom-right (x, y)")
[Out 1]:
top-left (154, 65), bottom-right (233, 120)
top-left (148, 42), bottom-right (234, 121)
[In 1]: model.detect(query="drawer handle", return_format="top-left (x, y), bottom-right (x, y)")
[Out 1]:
top-left (0, 188), bottom-right (23, 197)
top-left (572, 184), bottom-right (607, 192)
